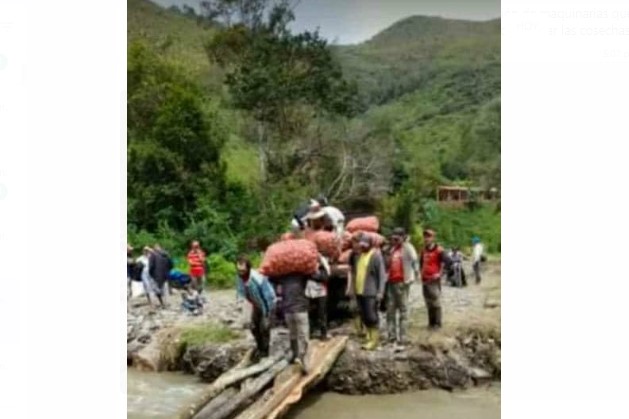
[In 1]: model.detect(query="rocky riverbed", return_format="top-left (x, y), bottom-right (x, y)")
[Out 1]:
top-left (127, 261), bottom-right (501, 393)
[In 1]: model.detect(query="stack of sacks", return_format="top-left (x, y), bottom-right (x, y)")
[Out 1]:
top-left (309, 230), bottom-right (341, 261)
top-left (346, 216), bottom-right (379, 234)
top-left (346, 216), bottom-right (385, 248)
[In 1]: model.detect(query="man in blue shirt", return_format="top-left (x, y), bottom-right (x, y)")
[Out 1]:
top-left (236, 255), bottom-right (277, 361)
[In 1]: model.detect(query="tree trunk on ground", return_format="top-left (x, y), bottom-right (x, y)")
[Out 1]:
top-left (195, 359), bottom-right (289, 419)
top-left (177, 352), bottom-right (286, 419)
top-left (267, 337), bottom-right (348, 419)
top-left (236, 336), bottom-right (349, 419)
top-left (234, 367), bottom-right (302, 419)
top-left (193, 387), bottom-right (237, 419)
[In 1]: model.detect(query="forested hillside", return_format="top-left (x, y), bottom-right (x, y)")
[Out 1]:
top-left (127, 0), bottom-right (501, 262)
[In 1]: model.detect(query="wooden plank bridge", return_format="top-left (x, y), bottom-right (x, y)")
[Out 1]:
top-left (177, 336), bottom-right (349, 419)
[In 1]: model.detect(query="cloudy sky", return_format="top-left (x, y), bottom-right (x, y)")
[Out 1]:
top-left (150, 0), bottom-right (500, 45)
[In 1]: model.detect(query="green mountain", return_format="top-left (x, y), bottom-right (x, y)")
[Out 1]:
top-left (128, 0), bottom-right (500, 188)
top-left (127, 0), bottom-right (501, 255)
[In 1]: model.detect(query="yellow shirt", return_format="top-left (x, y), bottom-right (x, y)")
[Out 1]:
top-left (355, 249), bottom-right (374, 295)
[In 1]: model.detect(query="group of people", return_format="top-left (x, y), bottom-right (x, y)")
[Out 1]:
top-left (233, 199), bottom-right (485, 374)
top-left (444, 237), bottom-right (485, 287)
top-left (127, 197), bottom-right (485, 374)
top-left (126, 240), bottom-right (209, 314)
top-left (126, 243), bottom-right (173, 309)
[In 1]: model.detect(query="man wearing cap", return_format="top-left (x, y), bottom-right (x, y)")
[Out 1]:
top-left (348, 233), bottom-right (387, 350)
top-left (386, 227), bottom-right (419, 345)
top-left (420, 229), bottom-right (449, 329)
top-left (472, 237), bottom-right (484, 284)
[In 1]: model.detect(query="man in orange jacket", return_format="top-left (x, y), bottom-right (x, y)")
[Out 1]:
top-left (187, 240), bottom-right (206, 292)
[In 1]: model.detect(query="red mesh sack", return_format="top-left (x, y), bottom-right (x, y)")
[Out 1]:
top-left (339, 249), bottom-right (352, 264)
top-left (341, 231), bottom-right (353, 251)
top-left (280, 232), bottom-right (295, 241)
top-left (352, 231), bottom-right (385, 248)
top-left (346, 216), bottom-right (380, 233)
top-left (310, 230), bottom-right (341, 261)
top-left (259, 239), bottom-right (319, 277)
top-left (303, 228), bottom-right (316, 241)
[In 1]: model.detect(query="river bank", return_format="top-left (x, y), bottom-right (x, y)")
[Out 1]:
top-left (127, 261), bottom-right (500, 394)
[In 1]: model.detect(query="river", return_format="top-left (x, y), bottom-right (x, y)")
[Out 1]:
top-left (128, 368), bottom-right (500, 419)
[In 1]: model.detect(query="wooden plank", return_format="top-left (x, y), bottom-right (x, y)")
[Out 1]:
top-left (195, 359), bottom-right (289, 419)
top-left (235, 336), bottom-right (348, 419)
top-left (176, 351), bottom-right (286, 419)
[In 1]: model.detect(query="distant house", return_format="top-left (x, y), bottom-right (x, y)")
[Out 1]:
top-left (436, 186), bottom-right (499, 205)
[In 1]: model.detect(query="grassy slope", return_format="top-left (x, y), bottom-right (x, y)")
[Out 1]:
top-left (128, 0), bottom-right (260, 185)
top-left (128, 1), bottom-right (499, 188)
top-left (335, 16), bottom-right (500, 182)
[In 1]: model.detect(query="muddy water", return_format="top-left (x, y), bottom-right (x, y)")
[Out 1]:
top-left (128, 368), bottom-right (499, 419)
top-left (127, 369), bottom-right (205, 419)
top-left (286, 385), bottom-right (501, 419)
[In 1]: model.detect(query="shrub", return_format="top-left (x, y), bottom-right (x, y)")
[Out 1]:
top-left (206, 253), bottom-right (237, 289)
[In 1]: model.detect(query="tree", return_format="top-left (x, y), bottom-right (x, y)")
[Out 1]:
top-left (127, 41), bottom-right (228, 231)
top-left (202, 0), bottom-right (360, 184)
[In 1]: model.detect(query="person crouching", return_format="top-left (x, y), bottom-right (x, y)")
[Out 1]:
top-left (236, 256), bottom-right (276, 362)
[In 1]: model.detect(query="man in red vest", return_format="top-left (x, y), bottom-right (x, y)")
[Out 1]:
top-left (187, 240), bottom-right (206, 292)
top-left (420, 229), bottom-right (449, 329)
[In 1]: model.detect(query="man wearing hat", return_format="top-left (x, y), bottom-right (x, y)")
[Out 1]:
top-left (386, 227), bottom-right (419, 345)
top-left (348, 233), bottom-right (387, 350)
top-left (420, 229), bottom-right (449, 329)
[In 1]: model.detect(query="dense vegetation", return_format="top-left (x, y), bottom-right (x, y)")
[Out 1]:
top-left (127, 0), bottom-right (500, 285)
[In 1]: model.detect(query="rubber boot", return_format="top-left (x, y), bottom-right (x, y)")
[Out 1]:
top-left (361, 328), bottom-right (372, 350)
top-left (320, 325), bottom-right (328, 341)
top-left (387, 319), bottom-right (397, 344)
top-left (289, 339), bottom-right (299, 364)
top-left (363, 328), bottom-right (379, 351)
top-left (398, 319), bottom-right (407, 345)
top-left (427, 307), bottom-right (435, 328)
top-left (433, 307), bottom-right (442, 329)
top-left (354, 316), bottom-right (366, 339)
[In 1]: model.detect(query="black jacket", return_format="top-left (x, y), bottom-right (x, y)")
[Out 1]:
top-left (149, 250), bottom-right (173, 286)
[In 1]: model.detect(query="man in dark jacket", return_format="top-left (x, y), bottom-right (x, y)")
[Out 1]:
top-left (149, 243), bottom-right (173, 309)
top-left (348, 234), bottom-right (387, 350)
top-left (272, 261), bottom-right (328, 374)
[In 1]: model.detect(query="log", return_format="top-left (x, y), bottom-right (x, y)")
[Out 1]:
top-left (234, 367), bottom-right (302, 419)
top-left (177, 352), bottom-right (286, 419)
top-left (196, 359), bottom-right (290, 419)
top-left (193, 387), bottom-right (237, 419)
top-left (236, 337), bottom-right (349, 419)
top-left (267, 337), bottom-right (348, 419)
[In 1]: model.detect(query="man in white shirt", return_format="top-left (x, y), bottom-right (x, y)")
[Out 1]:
top-left (472, 237), bottom-right (484, 284)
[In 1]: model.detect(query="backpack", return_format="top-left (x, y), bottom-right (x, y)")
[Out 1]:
top-left (132, 261), bottom-right (143, 282)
